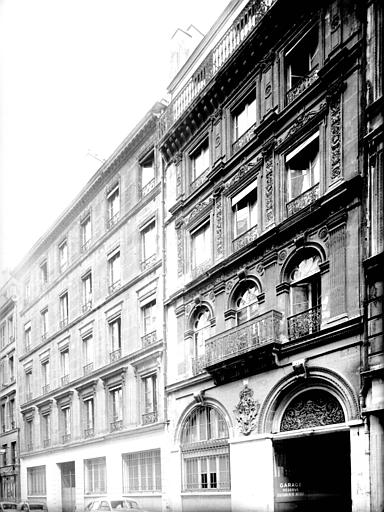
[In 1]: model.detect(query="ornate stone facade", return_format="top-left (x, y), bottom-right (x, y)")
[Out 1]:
top-left (234, 385), bottom-right (260, 435)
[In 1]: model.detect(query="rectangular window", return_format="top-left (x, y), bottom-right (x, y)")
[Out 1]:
top-left (232, 182), bottom-right (258, 239)
top-left (24, 323), bottom-right (31, 352)
top-left (143, 374), bottom-right (157, 416)
top-left (107, 184), bottom-right (120, 228)
top-left (0, 324), bottom-right (5, 349)
top-left (41, 414), bottom-right (50, 446)
top-left (286, 133), bottom-right (320, 215)
top-left (141, 153), bottom-right (155, 196)
top-left (184, 453), bottom-right (230, 491)
top-left (60, 350), bottom-right (69, 383)
top-left (109, 317), bottom-right (121, 356)
top-left (122, 449), bottom-right (162, 493)
top-left (59, 292), bottom-right (69, 327)
top-left (60, 406), bottom-right (71, 441)
top-left (1, 444), bottom-right (6, 465)
top-left (81, 215), bottom-right (92, 251)
top-left (59, 240), bottom-right (68, 272)
top-left (191, 140), bottom-right (209, 181)
top-left (82, 272), bottom-right (93, 311)
top-left (110, 387), bottom-right (122, 423)
top-left (108, 250), bottom-right (121, 293)
top-left (27, 466), bottom-right (46, 495)
top-left (233, 95), bottom-right (256, 142)
top-left (83, 335), bottom-right (93, 373)
top-left (25, 370), bottom-right (32, 401)
top-left (1, 404), bottom-right (6, 431)
top-left (141, 221), bottom-right (157, 269)
top-left (191, 222), bottom-right (211, 269)
top-left (41, 308), bottom-right (48, 339)
top-left (7, 315), bottom-right (14, 342)
top-left (83, 397), bottom-right (94, 433)
top-left (8, 355), bottom-right (14, 381)
top-left (142, 300), bottom-right (156, 336)
top-left (41, 360), bottom-right (50, 392)
top-left (369, 148), bottom-right (383, 256)
top-left (25, 419), bottom-right (33, 449)
top-left (84, 457), bottom-right (106, 494)
top-left (40, 260), bottom-right (48, 286)
top-left (11, 441), bottom-right (16, 464)
top-left (8, 399), bottom-right (15, 428)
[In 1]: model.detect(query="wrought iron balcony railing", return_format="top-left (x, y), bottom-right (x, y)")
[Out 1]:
top-left (110, 419), bottom-right (123, 432)
top-left (232, 123), bottom-right (257, 154)
top-left (232, 225), bottom-right (258, 252)
top-left (83, 362), bottom-right (94, 375)
top-left (286, 67), bottom-right (319, 105)
top-left (110, 348), bottom-right (121, 363)
top-left (62, 433), bottom-right (71, 443)
top-left (142, 178), bottom-right (156, 197)
top-left (42, 384), bottom-right (50, 395)
top-left (84, 427), bottom-right (94, 438)
top-left (82, 300), bottom-right (93, 313)
top-left (192, 355), bottom-right (207, 376)
top-left (108, 280), bottom-right (121, 294)
top-left (286, 183), bottom-right (320, 217)
top-left (158, 0), bottom-right (275, 136)
top-left (81, 239), bottom-right (91, 252)
top-left (43, 438), bottom-right (51, 448)
top-left (107, 211), bottom-right (120, 229)
top-left (287, 304), bottom-right (321, 341)
top-left (141, 253), bottom-right (157, 272)
top-left (61, 374), bottom-right (70, 386)
top-left (141, 330), bottom-right (157, 348)
top-left (142, 411), bottom-right (158, 425)
top-left (205, 310), bottom-right (282, 367)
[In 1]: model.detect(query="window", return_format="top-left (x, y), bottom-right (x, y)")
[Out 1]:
top-left (369, 148), bottom-right (383, 256)
top-left (287, 255), bottom-right (322, 340)
top-left (81, 215), bottom-right (92, 251)
top-left (1, 404), bottom-right (6, 431)
top-left (24, 280), bottom-right (31, 303)
top-left (8, 315), bottom-right (14, 342)
top-left (191, 140), bottom-right (209, 181)
top-left (122, 449), bottom-right (161, 493)
top-left (235, 282), bottom-right (259, 324)
top-left (141, 153), bottom-right (155, 196)
top-left (107, 184), bottom-right (120, 228)
top-left (142, 300), bottom-right (156, 337)
top-left (232, 182), bottom-right (258, 239)
top-left (109, 318), bottom-right (121, 361)
top-left (8, 355), bottom-right (14, 382)
top-left (24, 323), bottom-right (31, 352)
top-left (11, 442), bottom-right (16, 464)
top-left (141, 221), bottom-right (156, 270)
top-left (191, 222), bottom-right (211, 270)
top-left (1, 444), bottom-right (6, 465)
top-left (59, 292), bottom-right (69, 328)
top-left (84, 457), bottom-right (106, 494)
top-left (41, 414), bottom-right (50, 446)
top-left (181, 406), bottom-right (230, 491)
top-left (27, 466), bottom-right (46, 495)
top-left (60, 349), bottom-right (70, 385)
top-left (40, 260), bottom-right (48, 286)
top-left (8, 399), bottom-right (15, 428)
top-left (109, 387), bottom-right (122, 431)
top-left (0, 324), bottom-right (5, 349)
top-left (233, 95), bottom-right (256, 142)
top-left (83, 334), bottom-right (93, 373)
top-left (83, 397), bottom-right (94, 436)
top-left (82, 272), bottom-right (93, 312)
top-left (142, 374), bottom-right (157, 423)
top-left (59, 240), bottom-right (68, 272)
top-left (108, 249), bottom-right (121, 293)
top-left (25, 419), bottom-right (33, 450)
top-left (41, 360), bottom-right (50, 393)
top-left (192, 307), bottom-right (211, 375)
top-left (60, 406), bottom-right (71, 442)
top-left (41, 308), bottom-right (48, 339)
top-left (286, 26), bottom-right (319, 100)
top-left (286, 133), bottom-right (320, 215)
top-left (25, 370), bottom-right (32, 401)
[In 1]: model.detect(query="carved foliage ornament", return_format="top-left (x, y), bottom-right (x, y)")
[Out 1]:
top-left (234, 385), bottom-right (260, 436)
top-left (264, 155), bottom-right (274, 225)
top-left (330, 95), bottom-right (342, 181)
top-left (280, 390), bottom-right (345, 432)
top-left (215, 195), bottom-right (224, 256)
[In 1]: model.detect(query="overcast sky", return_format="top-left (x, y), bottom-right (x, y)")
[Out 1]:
top-left (0, 0), bottom-right (228, 272)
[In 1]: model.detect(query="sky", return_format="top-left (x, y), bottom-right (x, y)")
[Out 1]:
top-left (0, 0), bottom-right (229, 272)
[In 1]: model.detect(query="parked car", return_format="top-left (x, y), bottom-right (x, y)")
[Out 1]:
top-left (85, 499), bottom-right (150, 512)
top-left (0, 503), bottom-right (18, 512)
top-left (18, 503), bottom-right (47, 512)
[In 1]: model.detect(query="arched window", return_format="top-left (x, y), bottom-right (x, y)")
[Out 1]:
top-left (181, 405), bottom-right (230, 491)
top-left (287, 255), bottom-right (321, 340)
top-left (193, 307), bottom-right (211, 359)
top-left (235, 282), bottom-right (259, 324)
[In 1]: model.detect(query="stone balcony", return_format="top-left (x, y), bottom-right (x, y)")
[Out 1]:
top-left (204, 310), bottom-right (282, 384)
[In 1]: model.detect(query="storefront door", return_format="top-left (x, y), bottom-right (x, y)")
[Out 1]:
top-left (274, 431), bottom-right (351, 512)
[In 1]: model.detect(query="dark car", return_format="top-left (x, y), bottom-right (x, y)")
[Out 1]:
top-left (85, 499), bottom-right (150, 512)
top-left (0, 503), bottom-right (18, 512)
top-left (18, 503), bottom-right (47, 512)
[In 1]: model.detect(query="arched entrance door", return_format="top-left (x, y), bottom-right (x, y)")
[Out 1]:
top-left (273, 389), bottom-right (351, 512)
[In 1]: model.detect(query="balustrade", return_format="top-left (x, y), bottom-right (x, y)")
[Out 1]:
top-left (286, 184), bottom-right (320, 217)
top-left (232, 225), bottom-right (258, 252)
top-left (286, 67), bottom-right (319, 105)
top-left (287, 304), bottom-right (321, 340)
top-left (141, 331), bottom-right (157, 348)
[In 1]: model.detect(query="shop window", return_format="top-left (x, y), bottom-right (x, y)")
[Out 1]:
top-left (233, 94), bottom-right (256, 147)
top-left (58, 240), bottom-right (68, 272)
top-left (232, 181), bottom-right (258, 246)
top-left (141, 153), bottom-right (155, 196)
top-left (107, 184), bottom-right (120, 228)
top-left (286, 26), bottom-right (319, 103)
top-left (181, 406), bottom-right (230, 491)
top-left (286, 133), bottom-right (320, 216)
top-left (81, 215), bottom-right (92, 252)
top-left (59, 292), bottom-right (69, 328)
top-left (191, 221), bottom-right (211, 275)
top-left (82, 272), bottom-right (93, 312)
top-left (287, 255), bottom-right (322, 340)
top-left (108, 249), bottom-right (121, 294)
top-left (141, 221), bottom-right (157, 271)
top-left (122, 449), bottom-right (161, 493)
top-left (84, 457), bottom-right (106, 494)
top-left (27, 466), bottom-right (46, 495)
top-left (190, 139), bottom-right (209, 182)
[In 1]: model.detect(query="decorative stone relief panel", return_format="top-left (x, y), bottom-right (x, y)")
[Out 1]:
top-left (329, 222), bottom-right (346, 315)
top-left (215, 194), bottom-right (224, 258)
top-left (330, 95), bottom-right (342, 182)
top-left (176, 222), bottom-right (184, 277)
top-left (264, 154), bottom-right (274, 226)
top-left (234, 385), bottom-right (260, 435)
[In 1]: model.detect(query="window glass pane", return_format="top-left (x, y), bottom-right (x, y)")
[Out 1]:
top-left (192, 224), bottom-right (210, 267)
top-left (142, 223), bottom-right (156, 260)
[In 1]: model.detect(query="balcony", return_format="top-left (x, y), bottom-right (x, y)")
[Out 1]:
top-left (83, 362), bottom-right (94, 375)
top-left (232, 123), bottom-right (257, 154)
top-left (59, 318), bottom-right (68, 329)
top-left (82, 300), bottom-right (93, 313)
top-left (62, 433), bottom-right (71, 444)
top-left (286, 67), bottom-right (319, 105)
top-left (141, 254), bottom-right (157, 272)
top-left (142, 411), bottom-right (158, 425)
top-left (287, 305), bottom-right (321, 341)
top-left (204, 310), bottom-right (282, 384)
top-left (190, 168), bottom-right (209, 193)
top-left (158, 0), bottom-right (275, 136)
top-left (81, 239), bottom-right (91, 252)
top-left (43, 438), bottom-right (51, 448)
top-left (61, 374), bottom-right (70, 386)
top-left (192, 355), bottom-right (207, 376)
top-left (142, 178), bottom-right (156, 197)
top-left (108, 280), bottom-right (121, 295)
top-left (110, 419), bottom-right (123, 432)
top-left (232, 225), bottom-right (258, 253)
top-left (84, 427), bottom-right (94, 438)
top-left (141, 330), bottom-right (157, 348)
top-left (42, 384), bottom-right (50, 395)
top-left (107, 211), bottom-right (120, 229)
top-left (110, 348), bottom-right (121, 363)
top-left (286, 183), bottom-right (320, 217)
top-left (191, 260), bottom-right (211, 280)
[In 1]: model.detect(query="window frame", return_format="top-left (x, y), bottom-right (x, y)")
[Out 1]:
top-left (59, 291), bottom-right (69, 328)
top-left (27, 466), bottom-right (46, 496)
top-left (141, 220), bottom-right (157, 270)
top-left (58, 239), bottom-right (69, 273)
top-left (84, 457), bottom-right (106, 495)
top-left (190, 220), bottom-right (211, 272)
top-left (106, 183), bottom-right (120, 229)
top-left (122, 449), bottom-right (162, 493)
top-left (190, 138), bottom-right (210, 184)
top-left (107, 248), bottom-right (121, 294)
top-left (81, 214), bottom-right (92, 252)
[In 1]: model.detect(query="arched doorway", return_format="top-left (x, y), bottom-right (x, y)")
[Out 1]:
top-left (273, 389), bottom-right (351, 512)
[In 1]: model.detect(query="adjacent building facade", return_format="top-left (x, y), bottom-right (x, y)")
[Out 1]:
top-left (4, 0), bottom-right (383, 511)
